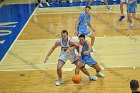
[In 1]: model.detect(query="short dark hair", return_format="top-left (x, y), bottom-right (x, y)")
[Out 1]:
top-left (130, 80), bottom-right (139, 90)
top-left (85, 6), bottom-right (91, 9)
top-left (61, 30), bottom-right (68, 35)
top-left (78, 34), bottom-right (85, 39)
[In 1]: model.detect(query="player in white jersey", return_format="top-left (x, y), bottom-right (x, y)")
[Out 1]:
top-left (44, 30), bottom-right (97, 86)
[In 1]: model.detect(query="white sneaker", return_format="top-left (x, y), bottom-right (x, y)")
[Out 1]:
top-left (108, 7), bottom-right (112, 10)
top-left (56, 79), bottom-right (63, 86)
top-left (80, 0), bottom-right (83, 2)
top-left (39, 3), bottom-right (43, 7)
top-left (96, 72), bottom-right (105, 78)
top-left (92, 47), bottom-right (96, 53)
top-left (46, 2), bottom-right (50, 6)
top-left (89, 75), bottom-right (97, 81)
top-left (69, 0), bottom-right (73, 3)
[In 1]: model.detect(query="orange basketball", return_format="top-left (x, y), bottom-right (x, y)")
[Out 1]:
top-left (72, 75), bottom-right (82, 84)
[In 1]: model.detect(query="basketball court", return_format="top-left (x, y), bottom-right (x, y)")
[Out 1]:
top-left (0, 0), bottom-right (140, 93)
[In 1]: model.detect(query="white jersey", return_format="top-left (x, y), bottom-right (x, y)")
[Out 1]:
top-left (59, 37), bottom-right (75, 55)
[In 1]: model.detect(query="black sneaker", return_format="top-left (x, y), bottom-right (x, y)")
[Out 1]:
top-left (119, 15), bottom-right (125, 21)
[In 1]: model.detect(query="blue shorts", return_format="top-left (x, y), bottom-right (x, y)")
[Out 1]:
top-left (82, 55), bottom-right (97, 67)
top-left (127, 5), bottom-right (136, 13)
top-left (78, 28), bottom-right (90, 36)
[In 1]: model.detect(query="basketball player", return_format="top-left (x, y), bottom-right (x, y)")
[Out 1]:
top-left (75, 6), bottom-right (96, 53)
top-left (44, 30), bottom-right (97, 86)
top-left (130, 80), bottom-right (140, 93)
top-left (127, 0), bottom-right (140, 29)
top-left (77, 34), bottom-right (104, 78)
top-left (88, 0), bottom-right (111, 10)
top-left (37, 0), bottom-right (50, 7)
top-left (119, 0), bottom-right (128, 21)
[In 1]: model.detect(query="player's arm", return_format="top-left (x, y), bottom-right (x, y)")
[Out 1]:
top-left (78, 44), bottom-right (83, 57)
top-left (128, 0), bottom-right (137, 4)
top-left (75, 19), bottom-right (79, 35)
top-left (69, 39), bottom-right (82, 57)
top-left (88, 23), bottom-right (95, 32)
top-left (44, 40), bottom-right (60, 63)
top-left (87, 41), bottom-right (92, 52)
top-left (66, 39), bottom-right (78, 53)
top-left (75, 14), bottom-right (84, 35)
top-left (83, 41), bottom-right (92, 55)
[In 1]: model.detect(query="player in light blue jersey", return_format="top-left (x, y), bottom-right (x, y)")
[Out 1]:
top-left (127, 0), bottom-right (140, 29)
top-left (78, 34), bottom-right (105, 79)
top-left (75, 6), bottom-right (96, 53)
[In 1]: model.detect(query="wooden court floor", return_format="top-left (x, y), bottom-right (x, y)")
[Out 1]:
top-left (0, 4), bottom-right (140, 93)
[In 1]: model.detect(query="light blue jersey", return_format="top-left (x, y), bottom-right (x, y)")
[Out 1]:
top-left (81, 41), bottom-right (97, 67)
top-left (127, 0), bottom-right (137, 13)
top-left (77, 13), bottom-right (91, 35)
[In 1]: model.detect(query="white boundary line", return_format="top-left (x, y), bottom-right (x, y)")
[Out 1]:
top-left (0, 5), bottom-right (39, 64)
top-left (0, 66), bottom-right (138, 71)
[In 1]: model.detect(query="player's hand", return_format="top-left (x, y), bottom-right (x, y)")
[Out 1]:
top-left (44, 57), bottom-right (49, 63)
top-left (83, 51), bottom-right (90, 55)
top-left (65, 49), bottom-right (70, 54)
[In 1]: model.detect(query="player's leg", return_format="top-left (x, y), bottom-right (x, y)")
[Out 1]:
top-left (38, 0), bottom-right (43, 7)
top-left (56, 60), bottom-right (65, 86)
top-left (74, 60), bottom-right (97, 80)
top-left (87, 32), bottom-right (96, 53)
top-left (46, 0), bottom-right (50, 6)
top-left (88, 0), bottom-right (93, 6)
top-left (119, 1), bottom-right (125, 21)
top-left (127, 5), bottom-right (134, 29)
top-left (92, 64), bottom-right (105, 77)
top-left (103, 0), bottom-right (111, 10)
top-left (127, 12), bottom-right (133, 29)
top-left (56, 55), bottom-right (66, 86)
top-left (86, 56), bottom-right (105, 78)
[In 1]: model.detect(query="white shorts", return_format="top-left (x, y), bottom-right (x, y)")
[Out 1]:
top-left (58, 54), bottom-right (79, 63)
top-left (120, 0), bottom-right (128, 3)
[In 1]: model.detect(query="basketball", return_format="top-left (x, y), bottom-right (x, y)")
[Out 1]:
top-left (72, 75), bottom-right (82, 84)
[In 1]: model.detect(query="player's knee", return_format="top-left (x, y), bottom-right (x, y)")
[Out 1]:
top-left (127, 15), bottom-right (131, 19)
top-left (80, 65), bottom-right (85, 69)
top-left (76, 62), bottom-right (84, 68)
top-left (57, 67), bottom-right (62, 71)
top-left (120, 4), bottom-right (123, 8)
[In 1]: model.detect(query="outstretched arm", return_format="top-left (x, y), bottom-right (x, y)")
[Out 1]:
top-left (44, 40), bottom-right (60, 63)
